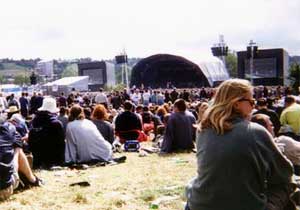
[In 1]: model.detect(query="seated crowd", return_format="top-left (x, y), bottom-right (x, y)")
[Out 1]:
top-left (1, 84), bottom-right (300, 210)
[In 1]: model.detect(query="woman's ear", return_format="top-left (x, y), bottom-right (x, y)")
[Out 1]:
top-left (233, 101), bottom-right (240, 111)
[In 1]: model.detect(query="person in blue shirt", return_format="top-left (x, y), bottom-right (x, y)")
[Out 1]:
top-left (0, 116), bottom-right (42, 201)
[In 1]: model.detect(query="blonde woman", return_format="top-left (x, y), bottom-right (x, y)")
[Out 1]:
top-left (185, 79), bottom-right (294, 210)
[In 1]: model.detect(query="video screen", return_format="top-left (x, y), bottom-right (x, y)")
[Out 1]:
top-left (244, 58), bottom-right (277, 78)
top-left (83, 69), bottom-right (104, 84)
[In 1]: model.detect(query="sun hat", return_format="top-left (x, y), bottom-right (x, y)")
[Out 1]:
top-left (38, 97), bottom-right (59, 113)
top-left (7, 106), bottom-right (19, 113)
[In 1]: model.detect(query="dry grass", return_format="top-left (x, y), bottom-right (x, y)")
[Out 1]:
top-left (0, 147), bottom-right (197, 210)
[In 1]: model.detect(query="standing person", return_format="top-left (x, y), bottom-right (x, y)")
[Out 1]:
top-left (28, 97), bottom-right (65, 169)
top-left (121, 88), bottom-right (130, 102)
top-left (157, 91), bottom-right (165, 105)
top-left (142, 89), bottom-right (151, 106)
top-left (199, 87), bottom-right (207, 100)
top-left (150, 90), bottom-right (158, 105)
top-left (130, 89), bottom-right (141, 106)
top-left (170, 88), bottom-right (179, 103)
top-left (110, 91), bottom-right (122, 110)
top-left (35, 93), bottom-right (44, 110)
top-left (160, 99), bottom-right (196, 153)
top-left (95, 88), bottom-right (108, 108)
top-left (0, 92), bottom-right (8, 112)
top-left (58, 92), bottom-right (67, 107)
top-left (19, 92), bottom-right (29, 118)
top-left (181, 89), bottom-right (190, 102)
top-left (29, 92), bottom-right (38, 115)
top-left (185, 79), bottom-right (294, 210)
top-left (164, 90), bottom-right (171, 103)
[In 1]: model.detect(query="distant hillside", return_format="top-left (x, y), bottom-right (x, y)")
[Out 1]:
top-left (0, 57), bottom-right (142, 84)
top-left (290, 56), bottom-right (300, 64)
top-left (0, 63), bottom-right (30, 76)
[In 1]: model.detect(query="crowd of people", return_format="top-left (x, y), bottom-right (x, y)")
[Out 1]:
top-left (1, 83), bottom-right (300, 210)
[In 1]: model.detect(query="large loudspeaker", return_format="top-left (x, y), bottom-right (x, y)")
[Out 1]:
top-left (224, 46), bottom-right (229, 56)
top-left (115, 55), bottom-right (128, 64)
top-left (247, 46), bottom-right (252, 58)
top-left (211, 47), bottom-right (220, 56)
top-left (253, 46), bottom-right (258, 58)
top-left (211, 47), bottom-right (228, 56)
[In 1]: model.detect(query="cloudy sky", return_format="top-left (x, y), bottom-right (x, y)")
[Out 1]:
top-left (0, 0), bottom-right (299, 61)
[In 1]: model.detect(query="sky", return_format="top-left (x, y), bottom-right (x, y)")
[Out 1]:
top-left (0, 0), bottom-right (299, 62)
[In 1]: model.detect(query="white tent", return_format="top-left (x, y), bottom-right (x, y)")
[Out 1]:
top-left (43, 76), bottom-right (89, 95)
top-left (0, 84), bottom-right (22, 96)
top-left (184, 55), bottom-right (230, 87)
top-left (198, 60), bottom-right (230, 87)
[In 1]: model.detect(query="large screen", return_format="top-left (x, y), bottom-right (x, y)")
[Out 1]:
top-left (82, 69), bottom-right (104, 84)
top-left (244, 58), bottom-right (277, 78)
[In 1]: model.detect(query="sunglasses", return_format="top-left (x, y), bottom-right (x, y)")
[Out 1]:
top-left (238, 98), bottom-right (256, 106)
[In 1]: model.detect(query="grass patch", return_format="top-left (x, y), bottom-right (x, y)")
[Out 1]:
top-left (139, 189), bottom-right (157, 202)
top-left (73, 193), bottom-right (88, 204)
top-left (0, 144), bottom-right (197, 210)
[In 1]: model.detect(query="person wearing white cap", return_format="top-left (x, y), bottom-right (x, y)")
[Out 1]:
top-left (28, 97), bottom-right (65, 169)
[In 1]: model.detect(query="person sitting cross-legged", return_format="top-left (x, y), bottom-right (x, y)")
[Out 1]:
top-left (160, 99), bottom-right (196, 153)
top-left (91, 104), bottom-right (114, 145)
top-left (115, 101), bottom-right (147, 143)
top-left (28, 97), bottom-right (65, 169)
top-left (65, 105), bottom-right (113, 164)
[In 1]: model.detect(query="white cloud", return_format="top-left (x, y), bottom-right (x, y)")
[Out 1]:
top-left (0, 0), bottom-right (299, 60)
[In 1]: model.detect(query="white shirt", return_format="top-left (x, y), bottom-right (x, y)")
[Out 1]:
top-left (95, 92), bottom-right (108, 104)
top-left (130, 93), bottom-right (141, 104)
top-left (143, 92), bottom-right (151, 101)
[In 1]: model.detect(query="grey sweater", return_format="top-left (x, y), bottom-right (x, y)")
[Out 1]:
top-left (186, 118), bottom-right (293, 210)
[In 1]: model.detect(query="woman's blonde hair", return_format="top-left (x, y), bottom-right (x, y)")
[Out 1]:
top-left (200, 79), bottom-right (252, 135)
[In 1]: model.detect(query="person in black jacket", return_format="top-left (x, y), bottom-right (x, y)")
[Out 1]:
top-left (28, 97), bottom-right (65, 169)
top-left (115, 101), bottom-right (146, 143)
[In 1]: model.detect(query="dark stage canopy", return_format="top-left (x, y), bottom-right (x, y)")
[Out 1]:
top-left (130, 54), bottom-right (229, 88)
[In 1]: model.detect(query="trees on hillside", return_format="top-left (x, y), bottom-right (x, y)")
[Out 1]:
top-left (61, 64), bottom-right (78, 77)
top-left (289, 62), bottom-right (300, 93)
top-left (225, 51), bottom-right (238, 78)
